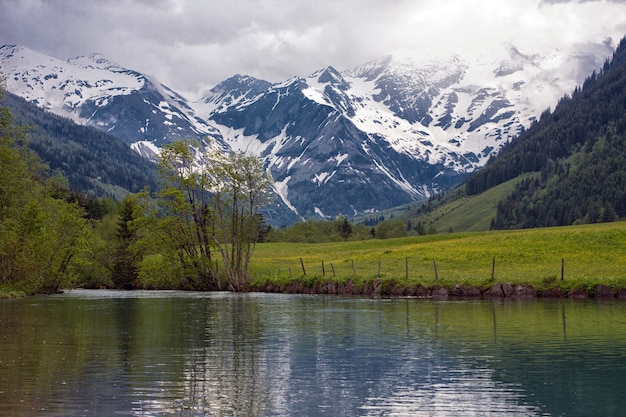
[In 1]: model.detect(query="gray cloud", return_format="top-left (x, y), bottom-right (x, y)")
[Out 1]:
top-left (2, 0), bottom-right (626, 97)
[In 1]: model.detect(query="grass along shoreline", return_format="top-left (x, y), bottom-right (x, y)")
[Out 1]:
top-left (249, 221), bottom-right (626, 297)
top-left (3, 221), bottom-right (626, 299)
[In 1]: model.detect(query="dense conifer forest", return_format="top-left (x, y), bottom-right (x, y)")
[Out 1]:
top-left (465, 37), bottom-right (626, 229)
top-left (0, 92), bottom-right (159, 198)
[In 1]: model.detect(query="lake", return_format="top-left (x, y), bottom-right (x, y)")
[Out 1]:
top-left (1, 290), bottom-right (625, 416)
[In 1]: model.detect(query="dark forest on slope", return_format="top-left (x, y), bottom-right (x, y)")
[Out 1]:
top-left (465, 37), bottom-right (626, 229)
top-left (0, 92), bottom-right (159, 199)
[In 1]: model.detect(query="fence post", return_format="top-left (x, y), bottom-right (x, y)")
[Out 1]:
top-left (434, 260), bottom-right (439, 281)
top-left (561, 258), bottom-right (565, 281)
top-left (352, 259), bottom-right (356, 275)
top-left (378, 260), bottom-right (381, 277)
top-left (300, 257), bottom-right (306, 276)
top-left (405, 257), bottom-right (409, 280)
top-left (322, 260), bottom-right (325, 276)
top-left (330, 263), bottom-right (336, 277)
top-left (491, 256), bottom-right (496, 281)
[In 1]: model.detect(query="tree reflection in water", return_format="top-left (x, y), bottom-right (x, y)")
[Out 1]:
top-left (1, 291), bottom-right (625, 416)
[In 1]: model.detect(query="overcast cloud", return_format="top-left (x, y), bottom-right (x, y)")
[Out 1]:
top-left (2, 0), bottom-right (626, 98)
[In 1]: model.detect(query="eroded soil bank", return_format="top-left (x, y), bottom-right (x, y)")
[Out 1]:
top-left (250, 280), bottom-right (626, 299)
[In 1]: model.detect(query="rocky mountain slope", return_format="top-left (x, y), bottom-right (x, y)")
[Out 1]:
top-left (0, 45), bottom-right (223, 158)
top-left (198, 44), bottom-right (614, 221)
top-left (0, 42), bottom-right (615, 224)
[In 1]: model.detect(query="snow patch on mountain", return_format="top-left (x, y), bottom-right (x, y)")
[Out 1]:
top-left (131, 140), bottom-right (161, 159)
top-left (1, 40), bottom-right (616, 225)
top-left (0, 45), bottom-right (223, 149)
top-left (199, 40), bottom-right (613, 222)
top-left (0, 45), bottom-right (143, 123)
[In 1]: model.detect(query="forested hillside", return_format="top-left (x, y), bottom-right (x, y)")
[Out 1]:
top-left (0, 92), bottom-right (158, 198)
top-left (465, 37), bottom-right (626, 229)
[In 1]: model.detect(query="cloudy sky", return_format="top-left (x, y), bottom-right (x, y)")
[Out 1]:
top-left (2, 0), bottom-right (626, 98)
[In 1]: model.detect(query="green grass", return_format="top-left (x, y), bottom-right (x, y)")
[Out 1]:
top-left (410, 173), bottom-right (538, 233)
top-left (0, 285), bottom-right (26, 299)
top-left (250, 220), bottom-right (626, 292)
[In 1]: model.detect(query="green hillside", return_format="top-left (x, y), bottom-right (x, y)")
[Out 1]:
top-left (406, 173), bottom-right (537, 233)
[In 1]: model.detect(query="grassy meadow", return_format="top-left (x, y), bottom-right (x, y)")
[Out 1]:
top-left (250, 220), bottom-right (626, 293)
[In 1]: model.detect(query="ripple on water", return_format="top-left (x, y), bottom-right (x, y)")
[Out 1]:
top-left (1, 292), bottom-right (626, 416)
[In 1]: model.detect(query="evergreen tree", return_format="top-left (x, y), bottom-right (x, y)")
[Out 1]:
top-left (414, 221), bottom-right (426, 236)
top-left (112, 196), bottom-right (140, 289)
top-left (336, 216), bottom-right (353, 240)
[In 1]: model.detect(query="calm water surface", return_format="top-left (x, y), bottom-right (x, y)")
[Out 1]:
top-left (1, 290), bottom-right (625, 416)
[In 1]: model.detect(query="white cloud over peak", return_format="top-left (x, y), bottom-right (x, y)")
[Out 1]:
top-left (1, 0), bottom-right (625, 98)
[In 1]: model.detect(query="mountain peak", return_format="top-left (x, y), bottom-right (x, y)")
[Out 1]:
top-left (67, 53), bottom-right (125, 71)
top-left (0, 44), bottom-right (21, 57)
top-left (196, 74), bottom-right (273, 119)
top-left (1, 44), bottom-right (59, 67)
top-left (208, 74), bottom-right (272, 95)
top-left (315, 66), bottom-right (350, 90)
top-left (343, 55), bottom-right (392, 81)
top-left (2, 42), bottom-right (617, 225)
top-left (0, 45), bottom-right (220, 148)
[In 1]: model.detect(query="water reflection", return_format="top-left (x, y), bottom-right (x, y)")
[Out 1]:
top-left (1, 291), bottom-right (626, 416)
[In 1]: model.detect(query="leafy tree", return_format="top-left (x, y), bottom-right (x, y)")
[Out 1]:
top-left (142, 140), bottom-right (218, 289)
top-left (73, 209), bottom-right (117, 289)
top-left (139, 140), bottom-right (272, 291)
top-left (209, 149), bottom-right (273, 290)
top-left (0, 85), bottom-right (86, 294)
top-left (375, 219), bottom-right (407, 239)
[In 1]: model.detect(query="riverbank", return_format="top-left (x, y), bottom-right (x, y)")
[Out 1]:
top-left (249, 279), bottom-right (626, 299)
top-left (0, 288), bottom-right (26, 299)
top-left (249, 221), bottom-right (626, 298)
top-left (3, 281), bottom-right (625, 300)
top-left (4, 222), bottom-right (626, 299)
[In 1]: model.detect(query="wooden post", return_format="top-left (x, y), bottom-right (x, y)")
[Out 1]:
top-left (378, 260), bottom-right (381, 277)
top-left (330, 263), bottom-right (336, 277)
top-left (434, 260), bottom-right (439, 281)
top-left (405, 257), bottom-right (409, 280)
top-left (352, 259), bottom-right (356, 274)
top-left (322, 260), bottom-right (325, 276)
top-left (561, 258), bottom-right (565, 281)
top-left (300, 257), bottom-right (306, 276)
top-left (491, 256), bottom-right (496, 281)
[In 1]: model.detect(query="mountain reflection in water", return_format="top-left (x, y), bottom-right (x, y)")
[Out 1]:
top-left (1, 290), bottom-right (624, 416)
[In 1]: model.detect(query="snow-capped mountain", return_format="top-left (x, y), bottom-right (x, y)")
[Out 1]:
top-left (0, 45), bottom-right (222, 158)
top-left (198, 42), bottom-right (614, 221)
top-left (1, 42), bottom-right (615, 224)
